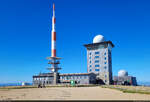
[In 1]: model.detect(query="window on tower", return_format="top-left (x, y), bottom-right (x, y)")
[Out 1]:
top-left (95, 69), bottom-right (100, 71)
top-left (95, 65), bottom-right (100, 67)
top-left (95, 60), bottom-right (99, 63)
top-left (95, 56), bottom-right (99, 59)
top-left (95, 52), bottom-right (99, 54)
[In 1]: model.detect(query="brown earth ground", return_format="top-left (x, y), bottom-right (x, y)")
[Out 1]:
top-left (0, 86), bottom-right (150, 100)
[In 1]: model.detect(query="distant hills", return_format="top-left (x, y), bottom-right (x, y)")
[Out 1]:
top-left (138, 81), bottom-right (150, 86)
top-left (0, 83), bottom-right (32, 87)
top-left (0, 83), bottom-right (22, 87)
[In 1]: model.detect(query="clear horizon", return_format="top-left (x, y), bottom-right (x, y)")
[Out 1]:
top-left (0, 0), bottom-right (150, 83)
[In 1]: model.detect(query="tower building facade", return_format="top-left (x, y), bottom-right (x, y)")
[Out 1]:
top-left (84, 35), bottom-right (114, 85)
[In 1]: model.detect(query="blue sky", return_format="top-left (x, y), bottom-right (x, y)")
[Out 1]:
top-left (0, 0), bottom-right (150, 83)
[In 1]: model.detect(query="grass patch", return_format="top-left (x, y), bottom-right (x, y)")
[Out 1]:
top-left (0, 86), bottom-right (37, 90)
top-left (101, 85), bottom-right (150, 95)
top-left (123, 90), bottom-right (150, 94)
top-left (0, 84), bottom-right (100, 90)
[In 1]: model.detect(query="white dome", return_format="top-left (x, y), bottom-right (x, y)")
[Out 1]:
top-left (118, 70), bottom-right (128, 77)
top-left (93, 35), bottom-right (105, 43)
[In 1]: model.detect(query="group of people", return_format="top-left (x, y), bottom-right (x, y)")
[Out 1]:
top-left (38, 82), bottom-right (45, 88)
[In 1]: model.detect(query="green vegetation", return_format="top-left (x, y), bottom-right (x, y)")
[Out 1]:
top-left (0, 84), bottom-right (98, 90)
top-left (122, 90), bottom-right (150, 94)
top-left (101, 85), bottom-right (150, 95)
top-left (0, 86), bottom-right (37, 90)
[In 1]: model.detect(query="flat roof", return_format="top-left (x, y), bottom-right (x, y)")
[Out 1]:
top-left (59, 73), bottom-right (90, 76)
top-left (33, 72), bottom-right (95, 77)
top-left (84, 41), bottom-right (114, 48)
top-left (33, 73), bottom-right (54, 77)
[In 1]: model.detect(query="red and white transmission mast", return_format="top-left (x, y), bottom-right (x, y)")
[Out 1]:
top-left (47, 3), bottom-right (61, 85)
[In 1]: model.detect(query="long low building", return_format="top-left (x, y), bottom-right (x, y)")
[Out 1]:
top-left (33, 73), bottom-right (57, 85)
top-left (33, 72), bottom-right (97, 85)
top-left (59, 73), bottom-right (96, 84)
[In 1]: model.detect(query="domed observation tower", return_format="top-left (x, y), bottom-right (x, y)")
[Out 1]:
top-left (118, 70), bottom-right (128, 77)
top-left (84, 34), bottom-right (114, 85)
top-left (93, 35), bottom-right (105, 43)
top-left (113, 70), bottom-right (137, 86)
